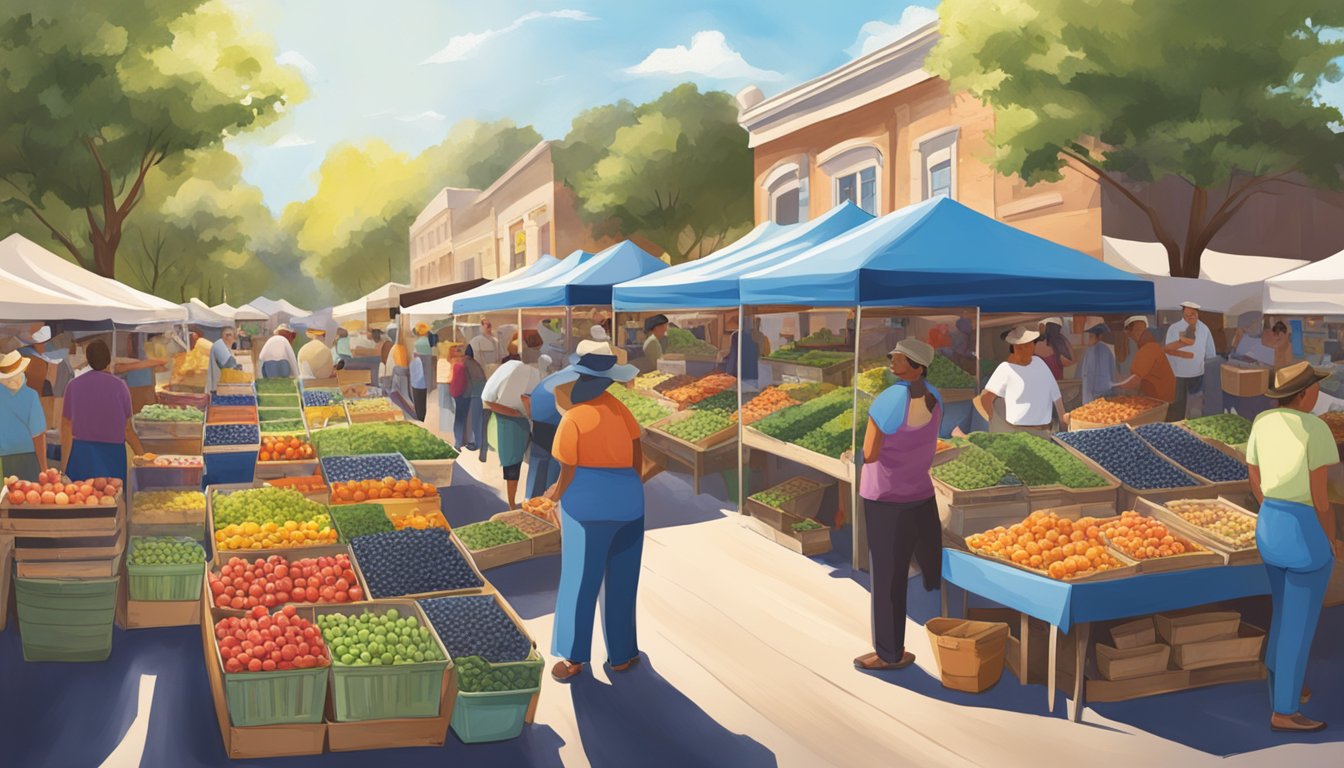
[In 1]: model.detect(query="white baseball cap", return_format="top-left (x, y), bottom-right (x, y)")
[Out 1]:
top-left (1180, 301), bottom-right (1201, 310)
top-left (1004, 326), bottom-right (1042, 346)
top-left (31, 325), bottom-right (51, 343)
top-left (1124, 315), bottom-right (1150, 328)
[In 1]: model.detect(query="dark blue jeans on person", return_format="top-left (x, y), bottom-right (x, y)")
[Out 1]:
top-left (452, 395), bottom-right (475, 448)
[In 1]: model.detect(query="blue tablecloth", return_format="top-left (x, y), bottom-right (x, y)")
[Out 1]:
top-left (943, 549), bottom-right (1271, 632)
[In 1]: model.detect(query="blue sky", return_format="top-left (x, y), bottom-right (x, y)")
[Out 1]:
top-left (223, 0), bottom-right (940, 213)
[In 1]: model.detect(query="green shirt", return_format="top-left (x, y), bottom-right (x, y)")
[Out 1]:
top-left (642, 334), bottom-right (663, 367)
top-left (1246, 408), bottom-right (1338, 505)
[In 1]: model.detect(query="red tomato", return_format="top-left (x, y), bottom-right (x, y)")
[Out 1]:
top-left (334, 591), bottom-right (348, 602)
top-left (225, 658), bottom-right (243, 673)
top-left (348, 586), bottom-right (363, 601)
top-left (282, 604), bottom-right (297, 617)
top-left (247, 658), bottom-right (263, 672)
top-left (230, 596), bottom-right (245, 610)
top-left (262, 660), bottom-right (277, 671)
top-left (320, 586), bottom-right (335, 602)
top-left (250, 605), bottom-right (267, 619)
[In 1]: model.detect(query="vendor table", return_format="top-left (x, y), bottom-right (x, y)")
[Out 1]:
top-left (940, 548), bottom-right (1271, 722)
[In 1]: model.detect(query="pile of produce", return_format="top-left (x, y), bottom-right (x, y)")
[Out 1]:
top-left (1321, 411), bottom-right (1344, 443)
top-left (212, 487), bottom-right (336, 550)
top-left (214, 605), bottom-right (330, 673)
top-left (129, 536), bottom-right (204, 565)
top-left (210, 553), bottom-right (363, 608)
top-left (521, 497), bottom-right (558, 526)
top-left (1100, 510), bottom-right (1206, 560)
top-left (318, 607), bottom-right (444, 667)
top-left (330, 503), bottom-right (395, 541)
top-left (662, 409), bottom-right (733, 443)
top-left (738, 387), bottom-right (800, 424)
top-left (750, 478), bottom-right (817, 509)
top-left (259, 407), bottom-right (303, 421)
top-left (331, 478), bottom-right (439, 504)
top-left (204, 423), bottom-right (260, 448)
top-left (1183, 413), bottom-right (1252, 446)
top-left (796, 328), bottom-right (845, 347)
top-left (174, 340), bottom-right (210, 379)
top-left (767, 346), bottom-right (806, 361)
top-left (312, 422), bottom-right (458, 460)
top-left (634, 371), bottom-right (675, 390)
top-left (418, 594), bottom-right (539, 692)
top-left (255, 378), bottom-right (299, 394)
top-left (856, 367), bottom-right (893, 396)
top-left (928, 355), bottom-right (977, 389)
top-left (606, 383), bottom-right (673, 426)
top-left (1165, 499), bottom-right (1257, 548)
top-left (931, 443), bottom-right (1015, 491)
top-left (304, 405), bottom-right (347, 426)
top-left (690, 390), bottom-right (737, 414)
top-left (208, 406), bottom-right (258, 425)
top-left (455, 520), bottom-right (529, 551)
top-left (767, 346), bottom-right (853, 367)
top-left (664, 373), bottom-right (735, 407)
top-left (136, 404), bottom-right (204, 422)
top-left (1069, 395), bottom-right (1166, 426)
top-left (211, 394), bottom-right (257, 407)
top-left (132, 453), bottom-right (202, 467)
top-left (260, 419), bottom-right (306, 434)
top-left (260, 435), bottom-right (315, 462)
top-left (4, 471), bottom-right (120, 506)
top-left (791, 519), bottom-right (824, 533)
top-left (795, 399), bottom-right (870, 459)
top-left (779, 382), bottom-right (836, 402)
top-left (664, 327), bottom-right (718, 357)
top-left (753, 388), bottom-right (854, 442)
top-left (265, 476), bottom-right (327, 496)
top-left (322, 454), bottom-right (413, 484)
top-left (219, 368), bottom-right (253, 384)
top-left (302, 389), bottom-right (344, 407)
top-left (494, 510), bottom-right (555, 536)
top-left (346, 397), bottom-right (397, 415)
top-left (133, 489), bottom-right (206, 521)
top-left (966, 432), bottom-right (1107, 488)
top-left (966, 511), bottom-right (1127, 580)
top-left (351, 528), bottom-right (483, 597)
top-left (387, 509), bottom-right (449, 531)
top-left (258, 394), bottom-right (302, 408)
top-left (1055, 426), bottom-right (1198, 489)
top-left (1134, 423), bottom-right (1248, 482)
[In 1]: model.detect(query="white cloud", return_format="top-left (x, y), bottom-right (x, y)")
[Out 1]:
top-left (396, 110), bottom-right (447, 123)
top-left (277, 50), bottom-right (317, 77)
top-left (422, 9), bottom-right (596, 64)
top-left (273, 134), bottom-right (315, 148)
top-left (847, 6), bottom-right (939, 58)
top-left (626, 30), bottom-right (783, 81)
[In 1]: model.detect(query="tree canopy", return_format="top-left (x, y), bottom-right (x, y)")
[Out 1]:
top-left (928, 0), bottom-right (1344, 276)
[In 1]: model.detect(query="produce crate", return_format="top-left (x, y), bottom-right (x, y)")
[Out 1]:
top-left (217, 383), bottom-right (257, 397)
top-left (345, 404), bottom-right (405, 424)
top-left (1221, 363), bottom-right (1269, 398)
top-left (1051, 436), bottom-right (1218, 510)
top-left (16, 553), bottom-right (122, 580)
top-left (1099, 504), bottom-right (1226, 574)
top-left (743, 512), bottom-right (832, 557)
top-left (15, 575), bottom-right (118, 662)
top-left (350, 531), bottom-right (487, 601)
top-left (254, 459), bottom-right (321, 481)
top-left (656, 354), bottom-right (721, 379)
top-left (320, 453), bottom-right (415, 484)
top-left (1068, 399), bottom-right (1168, 431)
top-left (263, 475), bottom-right (331, 505)
top-left (134, 417), bottom-right (205, 441)
top-left (207, 543), bottom-right (370, 616)
top-left (410, 459), bottom-right (456, 487)
top-left (140, 435), bottom-right (205, 457)
top-left (943, 499), bottom-right (1033, 538)
top-left (131, 485), bottom-right (206, 532)
top-left (744, 477), bottom-right (828, 532)
top-left (767, 358), bottom-right (853, 387)
top-left (491, 510), bottom-right (561, 558)
top-left (116, 571), bottom-right (200, 629)
top-left (13, 524), bottom-right (126, 565)
top-left (132, 460), bottom-right (205, 491)
top-left (452, 686), bottom-right (541, 744)
top-left (127, 539), bottom-right (206, 601)
top-left (742, 427), bottom-right (853, 484)
top-left (325, 671), bottom-right (455, 751)
top-left (207, 605), bottom-right (331, 726)
top-left (925, 617), bottom-right (1009, 693)
top-left (0, 492), bottom-right (124, 536)
top-left (646, 411), bottom-right (737, 451)
top-left (1155, 610), bottom-right (1242, 646)
top-left (1096, 643), bottom-right (1171, 681)
top-left (0, 535), bottom-right (12, 631)
top-left (158, 389), bottom-right (211, 409)
top-left (1133, 429), bottom-right (1252, 503)
top-left (314, 600), bottom-right (452, 722)
top-left (1170, 622), bottom-right (1265, 670)
top-left (336, 369), bottom-right (371, 388)
top-left (932, 474), bottom-right (1028, 511)
top-left (1109, 617), bottom-right (1157, 650)
top-left (460, 533), bottom-right (532, 572)
top-left (1136, 497), bottom-right (1261, 566)
top-left (207, 405), bottom-right (259, 424)
top-left (1016, 449), bottom-right (1120, 515)
top-left (205, 483), bottom-right (339, 567)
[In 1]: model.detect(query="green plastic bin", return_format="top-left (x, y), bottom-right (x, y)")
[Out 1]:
top-left (222, 665), bottom-right (329, 726)
top-left (15, 577), bottom-right (118, 662)
top-left (127, 560), bottom-right (205, 601)
top-left (450, 687), bottom-right (539, 743)
top-left (321, 601), bottom-right (452, 721)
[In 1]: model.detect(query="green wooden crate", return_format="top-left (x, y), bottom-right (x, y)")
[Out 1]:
top-left (319, 600), bottom-right (451, 721)
top-left (222, 665), bottom-right (329, 726)
top-left (15, 577), bottom-right (117, 662)
top-left (127, 561), bottom-right (205, 601)
top-left (450, 687), bottom-right (538, 743)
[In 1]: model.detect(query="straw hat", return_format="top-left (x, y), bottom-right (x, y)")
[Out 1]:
top-left (1265, 361), bottom-right (1329, 400)
top-left (1003, 326), bottom-right (1041, 346)
top-left (306, 327), bottom-right (326, 338)
top-left (414, 322), bottom-right (430, 336)
top-left (0, 350), bottom-right (31, 380)
top-left (887, 339), bottom-right (934, 368)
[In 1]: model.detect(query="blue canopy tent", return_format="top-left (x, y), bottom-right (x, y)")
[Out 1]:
top-left (402, 252), bottom-right (561, 321)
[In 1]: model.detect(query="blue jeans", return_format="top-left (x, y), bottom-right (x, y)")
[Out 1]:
top-left (260, 360), bottom-right (291, 378)
top-left (451, 395), bottom-right (473, 447)
top-left (526, 442), bottom-right (560, 499)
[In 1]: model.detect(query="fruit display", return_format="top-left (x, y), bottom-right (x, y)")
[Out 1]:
top-left (322, 453), bottom-right (413, 484)
top-left (418, 595), bottom-right (537, 691)
top-left (795, 401), bottom-right (869, 459)
top-left (210, 553), bottom-right (363, 609)
top-left (1183, 413), bottom-right (1252, 446)
top-left (260, 419), bottom-right (306, 435)
top-left (1055, 426), bottom-right (1199, 489)
top-left (212, 486), bottom-right (330, 528)
top-left (634, 371), bottom-right (676, 390)
top-left (753, 388), bottom-right (854, 442)
top-left (792, 350), bottom-right (854, 367)
top-left (796, 328), bottom-right (846, 347)
top-left (454, 654), bottom-right (542, 693)
top-left (1100, 510), bottom-right (1206, 560)
top-left (311, 422), bottom-right (458, 460)
top-left (386, 509), bottom-right (450, 531)
top-left (494, 510), bottom-right (556, 536)
top-left (331, 477), bottom-right (440, 505)
top-left (351, 528), bottom-right (483, 597)
top-left (749, 478), bottom-right (817, 509)
top-left (605, 383), bottom-right (674, 426)
top-left (520, 497), bottom-right (558, 526)
top-left (967, 511), bottom-right (1128, 580)
top-left (928, 354), bottom-right (977, 389)
top-left (931, 444), bottom-right (1014, 491)
top-left (304, 404), bottom-right (348, 427)
top-left (1321, 411), bottom-right (1344, 443)
top-left (738, 387), bottom-right (801, 424)
top-left (255, 378), bottom-right (299, 395)
top-left (258, 394), bottom-right (302, 408)
top-left (211, 394), bottom-right (258, 408)
top-left (132, 453), bottom-right (203, 468)
top-left (455, 520), bottom-right (529, 551)
top-left (1069, 395), bottom-right (1166, 426)
top-left (664, 373), bottom-right (735, 407)
top-left (664, 326), bottom-right (719, 357)
top-left (318, 607), bottom-right (444, 667)
top-left (259, 407), bottom-right (303, 421)
top-left (3, 471), bottom-right (120, 506)
top-left (129, 536), bottom-right (205, 565)
top-left (136, 403), bottom-right (204, 422)
top-left (219, 368), bottom-right (254, 384)
top-left (302, 388), bottom-right (344, 407)
top-left (330, 503), bottom-right (395, 541)
top-left (779, 381), bottom-right (838, 402)
top-left (791, 519), bottom-right (824, 533)
top-left (856, 367), bottom-right (893, 396)
top-left (966, 432), bottom-right (1107, 488)
top-left (345, 397), bottom-right (397, 415)
top-left (214, 605), bottom-right (331, 673)
top-left (661, 409), bottom-right (733, 443)
top-left (259, 435), bottom-right (315, 463)
top-left (690, 390), bottom-right (738, 414)
top-left (265, 475), bottom-right (328, 496)
top-left (133, 489), bottom-right (206, 521)
top-left (204, 423), bottom-right (260, 447)
top-left (1164, 499), bottom-right (1257, 549)
top-left (1134, 423), bottom-right (1248, 482)
top-left (207, 405), bottom-right (259, 425)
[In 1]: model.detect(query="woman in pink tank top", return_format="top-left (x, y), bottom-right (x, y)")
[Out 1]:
top-left (854, 339), bottom-right (944, 672)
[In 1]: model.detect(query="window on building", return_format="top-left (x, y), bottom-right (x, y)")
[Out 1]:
top-left (914, 127), bottom-right (959, 202)
top-left (819, 143), bottom-right (881, 215)
top-left (764, 161), bottom-right (809, 225)
top-left (928, 160), bottom-right (952, 199)
top-left (835, 166), bottom-right (877, 214)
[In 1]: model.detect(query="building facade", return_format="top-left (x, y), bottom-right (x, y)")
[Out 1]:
top-left (408, 141), bottom-right (614, 288)
top-left (736, 21), bottom-right (1102, 257)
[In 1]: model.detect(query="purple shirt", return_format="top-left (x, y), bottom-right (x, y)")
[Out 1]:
top-left (62, 371), bottom-right (133, 444)
top-left (859, 381), bottom-right (942, 503)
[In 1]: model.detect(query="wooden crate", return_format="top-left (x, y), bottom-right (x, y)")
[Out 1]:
top-left (646, 411), bottom-right (737, 452)
top-left (206, 405), bottom-right (259, 424)
top-left (206, 483), bottom-right (337, 567)
top-left (346, 409), bottom-right (404, 424)
top-left (742, 427), bottom-right (853, 483)
top-left (349, 531), bottom-right (488, 601)
top-left (767, 358), bottom-right (853, 387)
top-left (13, 524), bottom-right (126, 564)
top-left (1170, 623), bottom-right (1265, 670)
top-left (0, 493), bottom-right (124, 535)
top-left (1133, 429), bottom-right (1252, 502)
top-left (943, 499), bottom-right (1033, 538)
top-left (134, 418), bottom-right (205, 441)
top-left (1051, 437), bottom-right (1216, 510)
top-left (744, 477), bottom-right (828, 531)
top-left (16, 554), bottom-right (122, 579)
top-left (1095, 643), bottom-right (1171, 681)
top-left (1109, 617), bottom-right (1157, 650)
top-left (117, 571), bottom-right (200, 629)
top-left (207, 544), bottom-right (370, 618)
top-left (744, 512), bottom-right (831, 556)
top-left (139, 436), bottom-right (205, 457)
top-left (1136, 497), bottom-right (1261, 566)
top-left (461, 537), bottom-right (532, 571)
top-left (324, 664), bottom-right (455, 751)
top-left (932, 474), bottom-right (1028, 510)
top-left (1068, 398), bottom-right (1168, 431)
top-left (254, 459), bottom-right (320, 481)
top-left (491, 510), bottom-right (561, 558)
top-left (1221, 363), bottom-right (1269, 397)
top-left (1155, 609), bottom-right (1242, 646)
top-left (410, 459), bottom-right (456, 487)
top-left (1102, 501), bottom-right (1227, 574)
top-left (1020, 449), bottom-right (1120, 514)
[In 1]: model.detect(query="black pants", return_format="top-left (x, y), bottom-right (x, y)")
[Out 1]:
top-left (864, 496), bottom-right (942, 662)
top-left (412, 387), bottom-right (428, 422)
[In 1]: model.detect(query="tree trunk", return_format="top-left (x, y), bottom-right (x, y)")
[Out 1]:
top-left (1179, 186), bottom-right (1208, 278)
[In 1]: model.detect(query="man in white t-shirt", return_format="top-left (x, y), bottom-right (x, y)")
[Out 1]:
top-left (468, 319), bottom-right (502, 373)
top-left (975, 326), bottom-right (1070, 435)
top-left (1164, 301), bottom-right (1219, 419)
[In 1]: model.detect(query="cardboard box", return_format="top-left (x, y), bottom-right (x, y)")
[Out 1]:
top-left (1171, 623), bottom-right (1265, 670)
top-left (1155, 610), bottom-right (1241, 646)
top-left (1109, 617), bottom-right (1157, 650)
top-left (1221, 363), bottom-right (1269, 398)
top-left (1096, 642), bottom-right (1171, 681)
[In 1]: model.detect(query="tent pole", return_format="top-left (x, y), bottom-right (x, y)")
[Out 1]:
top-left (852, 305), bottom-right (866, 573)
top-left (736, 304), bottom-right (745, 514)
top-left (564, 307), bottom-right (572, 358)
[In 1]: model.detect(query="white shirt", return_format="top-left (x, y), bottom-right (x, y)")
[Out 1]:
top-left (986, 357), bottom-right (1061, 426)
top-left (258, 334), bottom-right (299, 370)
top-left (1164, 320), bottom-right (1218, 378)
top-left (481, 359), bottom-right (540, 412)
top-left (469, 334), bottom-right (502, 367)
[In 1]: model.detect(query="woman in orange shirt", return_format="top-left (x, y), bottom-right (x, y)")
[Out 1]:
top-left (546, 340), bottom-right (645, 682)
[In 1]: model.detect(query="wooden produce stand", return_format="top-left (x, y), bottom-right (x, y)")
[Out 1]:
top-left (463, 510), bottom-right (563, 571)
top-left (1068, 399), bottom-right (1168, 431)
top-left (135, 416), bottom-right (205, 456)
top-left (643, 412), bottom-right (740, 495)
top-left (742, 478), bottom-right (834, 557)
top-left (1052, 436), bottom-right (1221, 510)
top-left (742, 427), bottom-right (854, 484)
top-left (766, 358), bottom-right (853, 387)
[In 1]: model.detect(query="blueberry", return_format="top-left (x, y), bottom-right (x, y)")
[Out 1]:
top-left (320, 453), bottom-right (413, 484)
top-left (203, 423), bottom-right (260, 447)
top-left (417, 595), bottom-right (531, 663)
top-left (351, 528), bottom-right (483, 598)
top-left (1134, 423), bottom-right (1248, 483)
top-left (302, 389), bottom-right (343, 407)
top-left (210, 394), bottom-right (257, 407)
top-left (1054, 426), bottom-right (1198, 489)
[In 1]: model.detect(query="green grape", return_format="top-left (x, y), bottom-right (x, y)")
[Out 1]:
top-left (456, 520), bottom-right (529, 550)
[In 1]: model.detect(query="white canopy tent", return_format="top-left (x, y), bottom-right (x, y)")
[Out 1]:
top-left (1103, 237), bottom-right (1305, 316)
top-left (247, 296), bottom-right (310, 320)
top-left (331, 296), bottom-right (366, 324)
top-left (181, 298), bottom-right (233, 327)
top-left (332, 282), bottom-right (411, 324)
top-left (1262, 247), bottom-right (1344, 316)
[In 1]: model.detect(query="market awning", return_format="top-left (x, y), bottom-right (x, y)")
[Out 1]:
top-left (246, 296), bottom-right (310, 320)
top-left (739, 197), bottom-right (1155, 313)
top-left (455, 241), bottom-right (666, 314)
top-left (1262, 246), bottom-right (1344, 315)
top-left (181, 298), bottom-right (233, 327)
top-left (403, 254), bottom-right (561, 320)
top-left (399, 278), bottom-right (490, 310)
top-left (230, 303), bottom-right (270, 322)
top-left (613, 203), bottom-right (872, 311)
top-left (1103, 237), bottom-right (1300, 316)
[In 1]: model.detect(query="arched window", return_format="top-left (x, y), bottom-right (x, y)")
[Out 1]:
top-left (763, 160), bottom-right (809, 225)
top-left (819, 142), bottom-right (882, 215)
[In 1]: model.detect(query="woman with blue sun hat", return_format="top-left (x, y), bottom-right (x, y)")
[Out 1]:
top-left (545, 338), bottom-right (646, 682)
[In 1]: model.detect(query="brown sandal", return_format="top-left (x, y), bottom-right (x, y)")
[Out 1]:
top-left (854, 651), bottom-right (915, 671)
top-left (610, 655), bottom-right (642, 672)
top-left (551, 660), bottom-right (584, 682)
top-left (1271, 713), bottom-right (1326, 732)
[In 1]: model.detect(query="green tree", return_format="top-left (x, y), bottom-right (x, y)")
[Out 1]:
top-left (928, 0), bottom-right (1344, 277)
top-left (561, 85), bottom-right (754, 264)
top-left (0, 0), bottom-right (305, 279)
